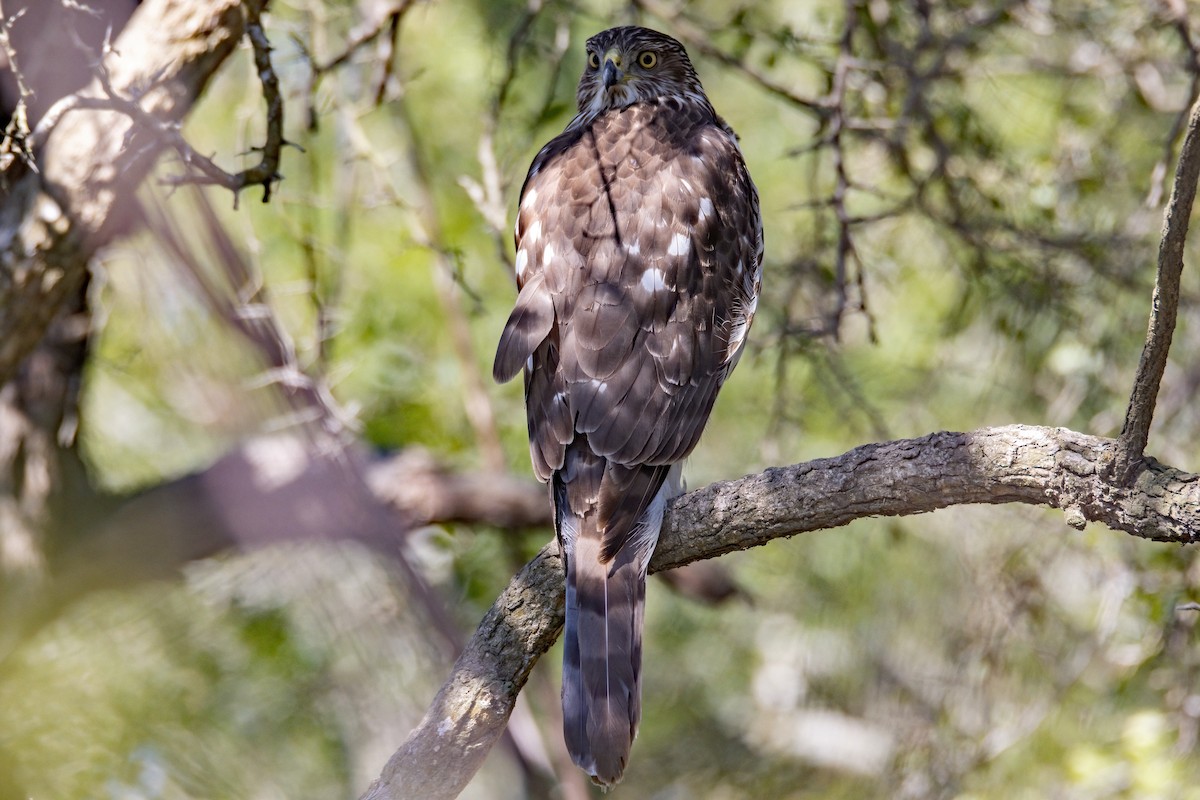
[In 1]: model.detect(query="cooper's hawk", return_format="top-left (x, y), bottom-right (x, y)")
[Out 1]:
top-left (494, 25), bottom-right (762, 786)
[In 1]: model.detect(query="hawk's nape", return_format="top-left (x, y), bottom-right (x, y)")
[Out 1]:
top-left (493, 25), bottom-right (762, 787)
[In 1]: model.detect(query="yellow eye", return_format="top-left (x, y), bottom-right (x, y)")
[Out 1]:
top-left (638, 51), bottom-right (657, 68)
top-left (588, 52), bottom-right (600, 69)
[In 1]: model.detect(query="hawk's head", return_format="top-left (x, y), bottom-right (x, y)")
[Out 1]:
top-left (576, 26), bottom-right (707, 116)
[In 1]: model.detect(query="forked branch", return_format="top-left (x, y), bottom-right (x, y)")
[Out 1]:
top-left (362, 425), bottom-right (1199, 800)
top-left (1116, 97), bottom-right (1200, 478)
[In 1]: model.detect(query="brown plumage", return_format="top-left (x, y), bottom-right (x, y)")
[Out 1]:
top-left (494, 25), bottom-right (762, 786)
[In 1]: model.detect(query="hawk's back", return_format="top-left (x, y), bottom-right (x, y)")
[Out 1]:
top-left (497, 95), bottom-right (761, 483)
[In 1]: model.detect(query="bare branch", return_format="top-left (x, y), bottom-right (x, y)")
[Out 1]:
top-left (363, 424), bottom-right (1200, 800)
top-left (30, 44), bottom-right (287, 208)
top-left (1116, 97), bottom-right (1200, 479)
top-left (826, 1), bottom-right (875, 341)
top-left (1146, 4), bottom-right (1200, 207)
top-left (295, 0), bottom-right (417, 130)
top-left (160, 2), bottom-right (288, 203)
top-left (394, 91), bottom-right (507, 471)
top-left (367, 448), bottom-right (550, 530)
top-left (461, 2), bottom-right (569, 284)
top-left (0, 0), bottom-right (268, 388)
top-left (361, 540), bottom-right (562, 800)
top-left (633, 0), bottom-right (827, 117)
top-left (139, 186), bottom-right (358, 442)
top-left (0, 436), bottom-right (550, 652)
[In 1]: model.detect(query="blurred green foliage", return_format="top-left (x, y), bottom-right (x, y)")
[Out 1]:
top-left (4, 0), bottom-right (1200, 798)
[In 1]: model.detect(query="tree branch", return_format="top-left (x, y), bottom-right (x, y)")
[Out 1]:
top-left (294, 0), bottom-right (417, 130)
top-left (159, 2), bottom-right (288, 203)
top-left (0, 0), bottom-right (268, 388)
top-left (1116, 96), bottom-right (1200, 479)
top-left (367, 449), bottom-right (550, 530)
top-left (0, 435), bottom-right (549, 653)
top-left (363, 424), bottom-right (1199, 800)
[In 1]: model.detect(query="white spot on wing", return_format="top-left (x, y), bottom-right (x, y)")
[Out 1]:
top-left (698, 197), bottom-right (714, 220)
top-left (514, 248), bottom-right (528, 278)
top-left (542, 242), bottom-right (555, 266)
top-left (522, 187), bottom-right (538, 208)
top-left (626, 241), bottom-right (641, 256)
top-left (727, 320), bottom-right (749, 362)
top-left (589, 378), bottom-right (608, 395)
top-left (526, 219), bottom-right (542, 242)
top-left (668, 232), bottom-right (690, 257)
top-left (641, 268), bottom-right (667, 292)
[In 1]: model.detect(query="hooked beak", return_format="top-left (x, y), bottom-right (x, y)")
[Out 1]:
top-left (601, 49), bottom-right (623, 89)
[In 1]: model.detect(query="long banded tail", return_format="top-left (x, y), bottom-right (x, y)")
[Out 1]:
top-left (562, 528), bottom-right (648, 786)
top-left (557, 460), bottom-right (677, 787)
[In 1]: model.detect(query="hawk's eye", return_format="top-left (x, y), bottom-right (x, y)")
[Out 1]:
top-left (588, 52), bottom-right (600, 69)
top-left (638, 51), bottom-right (657, 68)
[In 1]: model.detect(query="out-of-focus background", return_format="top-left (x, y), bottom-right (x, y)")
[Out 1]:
top-left (2, 0), bottom-right (1199, 798)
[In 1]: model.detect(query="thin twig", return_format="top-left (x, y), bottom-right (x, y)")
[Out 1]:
top-left (29, 5), bottom-right (292, 207)
top-left (295, 0), bottom-right (417, 130)
top-left (394, 92), bottom-right (507, 471)
top-left (242, 5), bottom-right (285, 201)
top-left (826, 1), bottom-right (876, 341)
top-left (460, 0), bottom-right (565, 282)
top-left (161, 3), bottom-right (290, 204)
top-left (371, 11), bottom-right (404, 105)
top-left (633, 0), bottom-right (828, 117)
top-left (0, 8), bottom-right (33, 104)
top-left (494, 0), bottom-right (545, 112)
top-left (140, 187), bottom-right (357, 443)
top-left (1146, 7), bottom-right (1200, 207)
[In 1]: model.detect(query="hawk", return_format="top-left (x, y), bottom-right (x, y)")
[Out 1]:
top-left (493, 25), bottom-right (762, 786)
